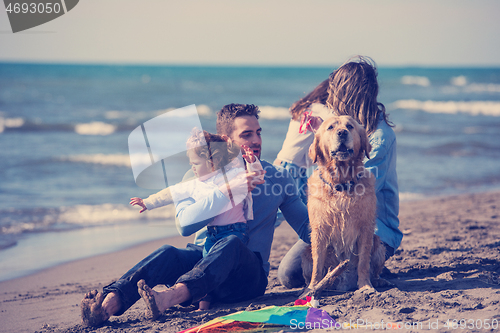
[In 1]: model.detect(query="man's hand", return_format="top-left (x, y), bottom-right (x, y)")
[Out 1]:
top-left (219, 170), bottom-right (266, 200)
top-left (130, 197), bottom-right (147, 213)
top-left (246, 170), bottom-right (266, 191)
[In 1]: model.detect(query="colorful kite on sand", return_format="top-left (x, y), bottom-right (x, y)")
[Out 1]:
top-left (179, 304), bottom-right (338, 332)
top-left (180, 296), bottom-right (402, 332)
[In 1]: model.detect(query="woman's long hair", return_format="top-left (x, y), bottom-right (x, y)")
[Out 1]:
top-left (289, 56), bottom-right (392, 135)
top-left (326, 56), bottom-right (392, 135)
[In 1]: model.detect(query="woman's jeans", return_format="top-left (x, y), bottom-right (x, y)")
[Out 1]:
top-left (103, 235), bottom-right (267, 315)
top-left (277, 239), bottom-right (308, 289)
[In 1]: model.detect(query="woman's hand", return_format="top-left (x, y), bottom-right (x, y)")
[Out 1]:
top-left (299, 110), bottom-right (323, 133)
top-left (130, 197), bottom-right (147, 213)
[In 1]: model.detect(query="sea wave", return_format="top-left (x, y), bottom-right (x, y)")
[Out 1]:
top-left (450, 75), bottom-right (467, 86)
top-left (0, 117), bottom-right (25, 133)
top-left (464, 83), bottom-right (500, 93)
top-left (58, 154), bottom-right (133, 167)
top-left (194, 104), bottom-right (212, 116)
top-left (105, 110), bottom-right (145, 120)
top-left (258, 106), bottom-right (290, 120)
top-left (401, 75), bottom-right (431, 87)
top-left (0, 203), bottom-right (176, 236)
top-left (390, 100), bottom-right (500, 116)
top-left (449, 75), bottom-right (500, 93)
top-left (0, 118), bottom-right (122, 134)
top-left (75, 121), bottom-right (116, 135)
top-left (0, 104), bottom-right (282, 136)
top-left (0, 105), bottom-right (214, 135)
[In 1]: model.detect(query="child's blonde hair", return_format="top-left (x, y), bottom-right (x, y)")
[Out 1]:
top-left (186, 129), bottom-right (240, 171)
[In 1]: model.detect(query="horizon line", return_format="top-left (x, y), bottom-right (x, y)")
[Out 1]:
top-left (1, 59), bottom-right (500, 69)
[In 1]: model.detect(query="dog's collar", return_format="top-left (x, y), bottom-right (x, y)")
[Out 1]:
top-left (318, 168), bottom-right (364, 193)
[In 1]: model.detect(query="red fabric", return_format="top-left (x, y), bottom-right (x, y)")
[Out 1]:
top-left (294, 296), bottom-right (312, 306)
top-left (299, 111), bottom-right (312, 134)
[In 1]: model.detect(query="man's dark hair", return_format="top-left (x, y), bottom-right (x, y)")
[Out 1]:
top-left (216, 103), bottom-right (260, 136)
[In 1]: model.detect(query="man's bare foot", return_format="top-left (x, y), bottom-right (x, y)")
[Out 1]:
top-left (81, 290), bottom-right (109, 327)
top-left (137, 280), bottom-right (160, 320)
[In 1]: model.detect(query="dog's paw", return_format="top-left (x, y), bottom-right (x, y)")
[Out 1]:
top-left (357, 285), bottom-right (376, 295)
top-left (352, 285), bottom-right (376, 303)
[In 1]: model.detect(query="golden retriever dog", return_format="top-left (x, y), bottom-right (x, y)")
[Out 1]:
top-left (302, 115), bottom-right (386, 294)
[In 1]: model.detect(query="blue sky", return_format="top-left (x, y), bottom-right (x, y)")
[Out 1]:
top-left (0, 0), bottom-right (499, 66)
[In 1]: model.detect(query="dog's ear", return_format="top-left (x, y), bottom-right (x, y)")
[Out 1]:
top-left (309, 133), bottom-right (322, 164)
top-left (357, 123), bottom-right (371, 159)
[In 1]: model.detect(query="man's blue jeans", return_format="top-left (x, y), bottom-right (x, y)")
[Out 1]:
top-left (103, 235), bottom-right (267, 315)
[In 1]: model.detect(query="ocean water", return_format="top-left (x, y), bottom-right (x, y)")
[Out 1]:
top-left (1, 63), bottom-right (500, 281)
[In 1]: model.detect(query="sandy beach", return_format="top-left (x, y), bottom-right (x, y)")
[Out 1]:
top-left (1, 190), bottom-right (499, 333)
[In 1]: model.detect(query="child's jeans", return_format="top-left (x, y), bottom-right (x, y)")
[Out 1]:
top-left (204, 222), bottom-right (249, 257)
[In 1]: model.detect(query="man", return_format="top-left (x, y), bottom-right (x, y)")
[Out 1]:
top-left (81, 103), bottom-right (310, 326)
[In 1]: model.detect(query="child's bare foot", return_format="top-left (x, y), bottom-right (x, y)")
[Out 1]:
top-left (137, 280), bottom-right (160, 320)
top-left (80, 290), bottom-right (109, 327)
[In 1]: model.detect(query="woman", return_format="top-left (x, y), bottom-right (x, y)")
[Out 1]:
top-left (277, 56), bottom-right (403, 288)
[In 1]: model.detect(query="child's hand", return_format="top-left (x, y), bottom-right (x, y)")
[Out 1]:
top-left (241, 145), bottom-right (256, 163)
top-left (130, 197), bottom-right (147, 213)
top-left (299, 110), bottom-right (323, 133)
